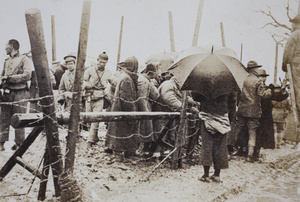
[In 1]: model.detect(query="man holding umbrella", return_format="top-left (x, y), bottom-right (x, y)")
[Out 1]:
top-left (234, 61), bottom-right (272, 162)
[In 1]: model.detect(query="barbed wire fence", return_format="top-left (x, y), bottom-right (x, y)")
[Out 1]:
top-left (0, 69), bottom-right (202, 199)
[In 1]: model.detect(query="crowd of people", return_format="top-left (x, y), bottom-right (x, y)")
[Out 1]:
top-left (1, 13), bottom-right (300, 184)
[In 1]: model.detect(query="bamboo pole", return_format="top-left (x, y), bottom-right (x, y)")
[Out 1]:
top-left (192, 0), bottom-right (205, 46)
top-left (117, 16), bottom-right (124, 65)
top-left (168, 11), bottom-right (175, 52)
top-left (51, 15), bottom-right (56, 61)
top-left (65, 0), bottom-right (92, 173)
top-left (274, 42), bottom-right (278, 84)
top-left (25, 8), bottom-right (62, 197)
top-left (220, 22), bottom-right (226, 47)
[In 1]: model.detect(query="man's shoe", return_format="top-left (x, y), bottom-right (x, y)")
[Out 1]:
top-left (104, 147), bottom-right (113, 154)
top-left (11, 144), bottom-right (20, 150)
top-left (0, 142), bottom-right (5, 151)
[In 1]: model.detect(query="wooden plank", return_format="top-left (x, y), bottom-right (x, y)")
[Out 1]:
top-left (15, 157), bottom-right (42, 179)
top-left (11, 112), bottom-right (184, 128)
top-left (0, 127), bottom-right (43, 180)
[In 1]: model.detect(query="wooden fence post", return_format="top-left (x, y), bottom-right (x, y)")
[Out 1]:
top-left (25, 8), bottom-right (63, 197)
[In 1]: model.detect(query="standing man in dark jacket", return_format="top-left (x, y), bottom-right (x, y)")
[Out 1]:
top-left (234, 61), bottom-right (272, 162)
top-left (0, 39), bottom-right (32, 151)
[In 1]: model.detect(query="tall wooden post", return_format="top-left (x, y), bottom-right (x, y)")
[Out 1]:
top-left (240, 43), bottom-right (243, 62)
top-left (51, 15), bottom-right (56, 62)
top-left (25, 8), bottom-right (62, 197)
top-left (171, 92), bottom-right (188, 169)
top-left (274, 42), bottom-right (279, 84)
top-left (117, 16), bottom-right (124, 65)
top-left (65, 0), bottom-right (92, 173)
top-left (220, 22), bottom-right (226, 47)
top-left (168, 11), bottom-right (175, 52)
top-left (192, 0), bottom-right (205, 46)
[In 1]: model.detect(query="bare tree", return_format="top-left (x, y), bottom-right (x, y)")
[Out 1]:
top-left (259, 0), bottom-right (298, 43)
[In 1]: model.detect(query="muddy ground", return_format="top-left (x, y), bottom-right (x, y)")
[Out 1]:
top-left (0, 126), bottom-right (299, 202)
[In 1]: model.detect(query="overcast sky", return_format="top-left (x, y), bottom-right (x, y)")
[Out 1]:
top-left (0, 0), bottom-right (299, 84)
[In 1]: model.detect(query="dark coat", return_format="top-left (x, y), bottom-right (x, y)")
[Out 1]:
top-left (282, 27), bottom-right (300, 71)
top-left (237, 72), bottom-right (272, 118)
top-left (256, 87), bottom-right (289, 149)
top-left (137, 73), bottom-right (159, 142)
top-left (105, 72), bottom-right (140, 153)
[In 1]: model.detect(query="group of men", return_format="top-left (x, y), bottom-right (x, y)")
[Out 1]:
top-left (0, 14), bottom-right (299, 175)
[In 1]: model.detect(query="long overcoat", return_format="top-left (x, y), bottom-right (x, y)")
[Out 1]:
top-left (137, 73), bottom-right (159, 142)
top-left (105, 72), bottom-right (140, 153)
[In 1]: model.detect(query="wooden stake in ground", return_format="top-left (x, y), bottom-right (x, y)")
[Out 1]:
top-left (117, 16), bottom-right (124, 66)
top-left (171, 92), bottom-right (188, 169)
top-left (168, 11), bottom-right (175, 52)
top-left (220, 22), bottom-right (226, 47)
top-left (192, 0), bottom-right (205, 47)
top-left (25, 8), bottom-right (63, 197)
top-left (51, 15), bottom-right (56, 62)
top-left (64, 0), bottom-right (92, 173)
top-left (25, 9), bottom-right (62, 196)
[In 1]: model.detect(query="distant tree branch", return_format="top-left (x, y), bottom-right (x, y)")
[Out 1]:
top-left (260, 9), bottom-right (292, 31)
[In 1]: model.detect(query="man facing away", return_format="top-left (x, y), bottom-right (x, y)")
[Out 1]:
top-left (234, 60), bottom-right (272, 162)
top-left (282, 14), bottom-right (300, 148)
top-left (0, 39), bottom-right (32, 151)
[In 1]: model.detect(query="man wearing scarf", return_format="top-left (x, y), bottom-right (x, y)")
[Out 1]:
top-left (105, 56), bottom-right (140, 161)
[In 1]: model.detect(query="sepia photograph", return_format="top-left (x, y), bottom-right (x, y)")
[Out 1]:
top-left (0, 0), bottom-right (299, 201)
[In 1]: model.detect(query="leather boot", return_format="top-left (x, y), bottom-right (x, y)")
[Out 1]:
top-left (247, 146), bottom-right (254, 162)
top-left (0, 142), bottom-right (5, 151)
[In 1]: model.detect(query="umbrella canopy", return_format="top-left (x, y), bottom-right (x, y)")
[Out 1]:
top-left (168, 46), bottom-right (249, 99)
top-left (145, 52), bottom-right (178, 73)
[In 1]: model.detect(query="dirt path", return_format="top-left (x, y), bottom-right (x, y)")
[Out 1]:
top-left (0, 128), bottom-right (299, 202)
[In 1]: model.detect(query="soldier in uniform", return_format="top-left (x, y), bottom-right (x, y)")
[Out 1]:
top-left (57, 53), bottom-right (77, 111)
top-left (0, 39), bottom-right (32, 151)
top-left (83, 52), bottom-right (112, 146)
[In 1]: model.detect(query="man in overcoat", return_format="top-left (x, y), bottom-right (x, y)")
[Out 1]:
top-left (105, 56), bottom-right (140, 161)
top-left (137, 63), bottom-right (159, 153)
top-left (234, 61), bottom-right (272, 162)
top-left (282, 14), bottom-right (300, 148)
